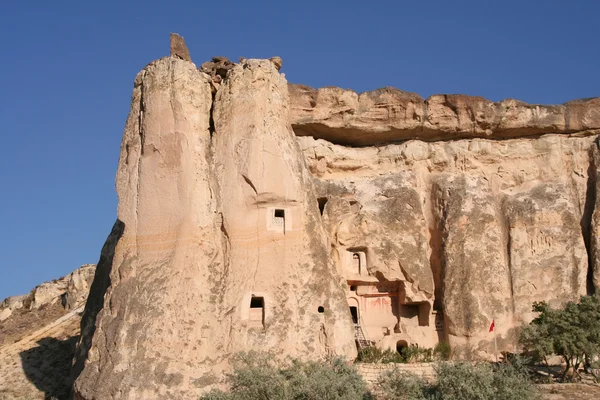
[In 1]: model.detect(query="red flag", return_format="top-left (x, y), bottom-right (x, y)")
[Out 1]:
top-left (489, 320), bottom-right (495, 332)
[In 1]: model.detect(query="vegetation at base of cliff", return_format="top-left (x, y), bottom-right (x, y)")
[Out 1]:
top-left (356, 343), bottom-right (451, 364)
top-left (377, 361), bottom-right (539, 400)
top-left (200, 352), bottom-right (371, 400)
top-left (200, 352), bottom-right (537, 400)
top-left (519, 294), bottom-right (600, 381)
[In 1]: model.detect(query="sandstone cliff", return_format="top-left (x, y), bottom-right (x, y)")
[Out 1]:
top-left (72, 49), bottom-right (356, 399)
top-left (290, 84), bottom-right (600, 145)
top-left (300, 134), bottom-right (595, 356)
top-left (70, 35), bottom-right (600, 399)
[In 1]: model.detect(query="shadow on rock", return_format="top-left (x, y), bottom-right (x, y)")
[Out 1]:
top-left (20, 335), bottom-right (79, 400)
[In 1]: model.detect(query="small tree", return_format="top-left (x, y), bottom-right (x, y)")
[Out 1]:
top-left (519, 294), bottom-right (600, 379)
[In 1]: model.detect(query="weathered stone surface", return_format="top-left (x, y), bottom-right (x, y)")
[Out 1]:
top-left (290, 84), bottom-right (600, 145)
top-left (211, 58), bottom-right (355, 360)
top-left (0, 307), bottom-right (11, 322)
top-left (68, 37), bottom-right (600, 398)
top-left (169, 33), bottom-right (191, 61)
top-left (590, 143), bottom-right (600, 290)
top-left (433, 175), bottom-right (513, 358)
top-left (0, 264), bottom-right (96, 315)
top-left (316, 174), bottom-right (436, 350)
top-left (73, 57), bottom-right (220, 400)
top-left (269, 56), bottom-right (283, 70)
top-left (299, 133), bottom-right (596, 356)
top-left (503, 183), bottom-right (588, 320)
top-left (200, 56), bottom-right (236, 80)
top-left (73, 58), bottom-right (355, 400)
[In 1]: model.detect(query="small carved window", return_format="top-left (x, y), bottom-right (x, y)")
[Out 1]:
top-left (273, 209), bottom-right (285, 232)
top-left (353, 253), bottom-right (361, 274)
top-left (249, 296), bottom-right (265, 327)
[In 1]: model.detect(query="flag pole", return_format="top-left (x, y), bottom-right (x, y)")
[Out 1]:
top-left (494, 327), bottom-right (498, 363)
top-left (493, 317), bottom-right (498, 363)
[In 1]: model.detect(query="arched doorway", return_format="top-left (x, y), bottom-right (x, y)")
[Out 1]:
top-left (347, 297), bottom-right (359, 324)
top-left (396, 340), bottom-right (408, 354)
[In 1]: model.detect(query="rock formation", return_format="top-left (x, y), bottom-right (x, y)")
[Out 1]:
top-left (72, 52), bottom-right (355, 399)
top-left (299, 133), bottom-right (595, 357)
top-left (290, 84), bottom-right (600, 145)
top-left (71, 34), bottom-right (600, 398)
top-left (0, 265), bottom-right (95, 400)
top-left (0, 264), bottom-right (95, 323)
top-left (169, 33), bottom-right (191, 62)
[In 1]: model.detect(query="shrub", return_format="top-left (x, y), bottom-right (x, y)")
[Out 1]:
top-left (356, 345), bottom-right (439, 364)
top-left (377, 362), bottom-right (538, 400)
top-left (287, 358), bottom-right (369, 400)
top-left (492, 362), bottom-right (540, 400)
top-left (433, 342), bottom-right (451, 361)
top-left (200, 352), bottom-right (370, 400)
top-left (401, 345), bottom-right (433, 363)
top-left (356, 346), bottom-right (404, 364)
top-left (434, 362), bottom-right (495, 400)
top-left (519, 294), bottom-right (600, 380)
top-left (376, 369), bottom-right (430, 400)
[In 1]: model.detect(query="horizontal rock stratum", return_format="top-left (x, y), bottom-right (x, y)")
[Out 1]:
top-left (71, 35), bottom-right (600, 399)
top-left (290, 84), bottom-right (600, 145)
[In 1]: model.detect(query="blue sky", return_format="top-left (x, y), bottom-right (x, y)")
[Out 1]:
top-left (0, 0), bottom-right (598, 299)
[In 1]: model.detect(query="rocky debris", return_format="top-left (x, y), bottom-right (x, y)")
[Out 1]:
top-left (200, 56), bottom-right (236, 80)
top-left (200, 56), bottom-right (236, 93)
top-left (289, 84), bottom-right (600, 145)
top-left (169, 32), bottom-right (191, 62)
top-left (0, 264), bottom-right (95, 322)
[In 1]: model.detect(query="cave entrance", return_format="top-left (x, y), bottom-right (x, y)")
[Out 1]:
top-left (396, 340), bottom-right (408, 354)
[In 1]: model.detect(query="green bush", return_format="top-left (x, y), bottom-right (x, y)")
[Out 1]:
top-left (200, 352), bottom-right (370, 400)
top-left (376, 369), bottom-right (431, 400)
top-left (434, 362), bottom-right (495, 400)
top-left (492, 362), bottom-right (540, 400)
top-left (377, 362), bottom-right (539, 400)
top-left (519, 294), bottom-right (600, 380)
top-left (433, 342), bottom-right (451, 361)
top-left (356, 346), bottom-right (404, 364)
top-left (401, 345), bottom-right (433, 363)
top-left (356, 345), bottom-right (441, 364)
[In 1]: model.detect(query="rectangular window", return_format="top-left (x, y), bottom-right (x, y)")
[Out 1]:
top-left (249, 296), bottom-right (265, 327)
top-left (273, 209), bottom-right (285, 232)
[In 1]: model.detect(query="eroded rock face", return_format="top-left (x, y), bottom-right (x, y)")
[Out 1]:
top-left (290, 84), bottom-right (600, 145)
top-left (0, 264), bottom-right (96, 320)
top-left (433, 175), bottom-right (513, 357)
top-left (169, 33), bottom-right (191, 62)
top-left (210, 58), bottom-right (355, 360)
top-left (73, 58), bottom-right (355, 400)
top-left (300, 133), bottom-right (596, 357)
top-left (73, 58), bottom-right (222, 400)
top-left (73, 38), bottom-right (599, 398)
